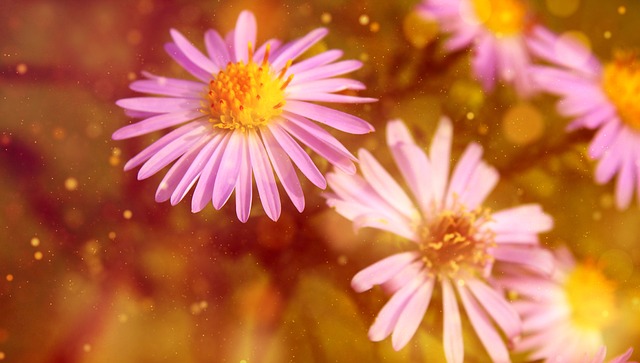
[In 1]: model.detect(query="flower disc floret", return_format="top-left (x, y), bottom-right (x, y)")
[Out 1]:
top-left (419, 207), bottom-right (495, 278)
top-left (471, 0), bottom-right (527, 36)
top-left (602, 52), bottom-right (640, 131)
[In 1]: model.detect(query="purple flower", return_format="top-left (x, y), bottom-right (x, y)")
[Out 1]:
top-left (324, 117), bottom-right (554, 362)
top-left (417, 0), bottom-right (550, 96)
top-left (499, 246), bottom-right (623, 362)
top-left (113, 11), bottom-right (375, 222)
top-left (529, 29), bottom-right (640, 209)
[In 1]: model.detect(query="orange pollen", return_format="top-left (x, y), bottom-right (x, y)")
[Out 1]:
top-left (207, 43), bottom-right (291, 131)
top-left (419, 206), bottom-right (495, 279)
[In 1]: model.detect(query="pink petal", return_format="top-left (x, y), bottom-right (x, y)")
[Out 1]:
top-left (472, 35), bottom-right (497, 92)
top-left (368, 273), bottom-right (426, 343)
top-left (234, 135), bottom-right (252, 222)
top-left (155, 140), bottom-right (206, 203)
top-left (358, 149), bottom-right (419, 221)
top-left (288, 60), bottom-right (363, 85)
top-left (170, 29), bottom-right (217, 73)
top-left (490, 204), bottom-right (554, 234)
top-left (271, 28), bottom-right (328, 71)
top-left (124, 121), bottom-right (204, 171)
top-left (446, 143), bottom-right (483, 207)
top-left (261, 128), bottom-right (305, 212)
top-left (442, 279), bottom-right (464, 363)
top-left (116, 97), bottom-right (202, 113)
top-left (466, 279), bottom-right (521, 339)
top-left (248, 130), bottom-right (281, 221)
top-left (137, 125), bottom-right (209, 180)
top-left (129, 78), bottom-right (205, 98)
top-left (285, 93), bottom-right (376, 103)
top-left (351, 252), bottom-right (420, 292)
top-left (458, 162), bottom-right (499, 210)
top-left (492, 246), bottom-right (554, 275)
top-left (267, 123), bottom-right (326, 189)
top-left (191, 133), bottom-right (232, 212)
top-left (430, 117), bottom-right (453, 207)
top-left (212, 131), bottom-right (244, 209)
top-left (284, 100), bottom-right (374, 134)
top-left (589, 119), bottom-right (622, 159)
top-left (204, 29), bottom-right (232, 68)
top-left (391, 277), bottom-right (435, 350)
top-left (164, 43), bottom-right (212, 83)
top-left (458, 283), bottom-right (512, 363)
top-left (278, 118), bottom-right (356, 174)
top-left (286, 78), bottom-right (366, 94)
top-left (169, 133), bottom-right (225, 205)
top-left (286, 49), bottom-right (344, 75)
top-left (112, 109), bottom-right (205, 140)
top-left (234, 11), bottom-right (257, 63)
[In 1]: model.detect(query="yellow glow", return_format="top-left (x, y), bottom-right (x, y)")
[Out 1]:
top-left (472, 0), bottom-right (527, 37)
top-left (602, 52), bottom-right (640, 131)
top-left (208, 44), bottom-right (289, 132)
top-left (564, 264), bottom-right (616, 331)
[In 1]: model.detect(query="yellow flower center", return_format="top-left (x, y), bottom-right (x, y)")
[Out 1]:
top-left (564, 264), bottom-right (616, 331)
top-left (419, 206), bottom-right (495, 278)
top-left (208, 44), bottom-right (292, 131)
top-left (602, 52), bottom-right (640, 131)
top-left (471, 0), bottom-right (527, 37)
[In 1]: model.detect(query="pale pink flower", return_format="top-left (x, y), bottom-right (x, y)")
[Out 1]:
top-left (499, 247), bottom-right (623, 362)
top-left (417, 0), bottom-right (550, 96)
top-left (113, 11), bottom-right (375, 222)
top-left (528, 28), bottom-right (640, 209)
top-left (324, 117), bottom-right (554, 363)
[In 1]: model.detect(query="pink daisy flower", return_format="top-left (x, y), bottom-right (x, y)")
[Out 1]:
top-left (324, 117), bottom-right (554, 362)
top-left (499, 247), bottom-right (621, 361)
top-left (529, 29), bottom-right (640, 209)
top-left (113, 11), bottom-right (375, 222)
top-left (417, 0), bottom-right (548, 96)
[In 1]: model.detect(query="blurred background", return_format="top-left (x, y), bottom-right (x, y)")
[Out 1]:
top-left (2, 0), bottom-right (640, 362)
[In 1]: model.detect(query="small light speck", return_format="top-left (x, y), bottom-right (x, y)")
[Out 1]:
top-left (369, 22), bottom-right (380, 33)
top-left (30, 237), bottom-right (40, 247)
top-left (604, 31), bottom-right (612, 39)
top-left (118, 313), bottom-right (129, 323)
top-left (5, 274), bottom-right (13, 282)
top-left (65, 177), bottom-right (78, 191)
top-left (320, 12), bottom-right (331, 24)
top-left (358, 14), bottom-right (370, 26)
top-left (359, 52), bottom-right (369, 62)
top-left (16, 63), bottom-right (27, 75)
top-left (108, 231), bottom-right (116, 240)
top-left (466, 112), bottom-right (475, 120)
top-left (34, 251), bottom-right (43, 260)
top-left (240, 360), bottom-right (247, 363)
top-left (0, 351), bottom-right (5, 360)
top-left (123, 210), bottom-right (133, 219)
top-left (127, 72), bottom-right (137, 81)
top-left (618, 6), bottom-right (626, 14)
top-left (337, 255), bottom-right (348, 265)
top-left (83, 344), bottom-right (91, 352)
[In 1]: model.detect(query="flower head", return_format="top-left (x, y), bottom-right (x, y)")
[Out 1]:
top-left (417, 0), bottom-right (549, 96)
top-left (324, 117), bottom-right (554, 362)
top-left (529, 29), bottom-right (640, 209)
top-left (113, 11), bottom-right (375, 222)
top-left (499, 247), bottom-right (622, 362)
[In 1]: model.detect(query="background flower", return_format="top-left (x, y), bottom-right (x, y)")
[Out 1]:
top-left (417, 0), bottom-right (550, 96)
top-left (114, 10), bottom-right (375, 222)
top-left (325, 117), bottom-right (554, 362)
top-left (529, 29), bottom-right (640, 210)
top-left (499, 246), bottom-right (620, 361)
